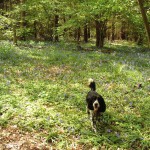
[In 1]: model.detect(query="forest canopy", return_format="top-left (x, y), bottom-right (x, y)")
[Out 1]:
top-left (0, 0), bottom-right (150, 46)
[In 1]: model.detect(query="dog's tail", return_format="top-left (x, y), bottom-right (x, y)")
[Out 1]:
top-left (88, 78), bottom-right (96, 91)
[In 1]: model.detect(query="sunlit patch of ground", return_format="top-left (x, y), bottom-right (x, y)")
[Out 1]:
top-left (0, 126), bottom-right (52, 150)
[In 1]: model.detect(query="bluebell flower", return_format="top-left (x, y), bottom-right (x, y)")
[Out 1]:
top-left (115, 132), bottom-right (120, 137)
top-left (56, 113), bottom-right (60, 117)
top-left (107, 129), bottom-right (112, 133)
top-left (6, 80), bottom-right (11, 86)
top-left (59, 119), bottom-right (64, 123)
top-left (129, 102), bottom-right (133, 107)
top-left (47, 116), bottom-right (50, 121)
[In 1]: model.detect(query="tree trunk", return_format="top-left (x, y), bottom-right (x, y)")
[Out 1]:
top-left (74, 28), bottom-right (81, 42)
top-left (63, 17), bottom-right (67, 39)
top-left (20, 0), bottom-right (26, 40)
top-left (137, 0), bottom-right (150, 45)
top-left (95, 20), bottom-right (101, 47)
top-left (0, 1), bottom-right (4, 10)
top-left (9, 0), bottom-right (12, 11)
top-left (88, 27), bottom-right (90, 38)
top-left (74, 27), bottom-right (81, 42)
top-left (111, 20), bottom-right (115, 41)
top-left (95, 20), bottom-right (106, 48)
top-left (120, 21), bottom-right (126, 40)
top-left (13, 24), bottom-right (17, 45)
top-left (33, 21), bottom-right (38, 40)
top-left (54, 15), bottom-right (59, 42)
top-left (84, 25), bottom-right (88, 42)
top-left (49, 24), bottom-right (53, 41)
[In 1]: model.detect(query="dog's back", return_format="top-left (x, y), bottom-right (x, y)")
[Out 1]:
top-left (86, 90), bottom-right (106, 112)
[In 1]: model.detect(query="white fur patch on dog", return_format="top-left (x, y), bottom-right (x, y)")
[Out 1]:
top-left (93, 99), bottom-right (100, 111)
top-left (88, 78), bottom-right (94, 85)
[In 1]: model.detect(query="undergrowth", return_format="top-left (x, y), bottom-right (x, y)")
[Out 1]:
top-left (0, 40), bottom-right (150, 149)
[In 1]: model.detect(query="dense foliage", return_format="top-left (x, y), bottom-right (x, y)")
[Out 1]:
top-left (0, 0), bottom-right (150, 46)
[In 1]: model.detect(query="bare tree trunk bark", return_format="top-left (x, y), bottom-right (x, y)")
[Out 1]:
top-left (77, 27), bottom-right (81, 42)
top-left (13, 24), bottom-right (17, 45)
top-left (0, 0), bottom-right (5, 10)
top-left (84, 25), bottom-right (88, 43)
top-left (111, 19), bottom-right (115, 41)
top-left (95, 20), bottom-right (106, 48)
top-left (137, 0), bottom-right (150, 46)
top-left (54, 15), bottom-right (59, 42)
top-left (88, 27), bottom-right (90, 38)
top-left (95, 20), bottom-right (101, 47)
top-left (120, 21), bottom-right (126, 40)
top-left (20, 0), bottom-right (26, 40)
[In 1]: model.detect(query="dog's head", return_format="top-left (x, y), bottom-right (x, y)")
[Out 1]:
top-left (93, 99), bottom-right (100, 112)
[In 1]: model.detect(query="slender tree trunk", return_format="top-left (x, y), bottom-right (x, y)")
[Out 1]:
top-left (63, 17), bottom-right (67, 39)
top-left (84, 25), bottom-right (88, 42)
top-left (47, 18), bottom-right (53, 41)
top-left (133, 32), bottom-right (139, 42)
top-left (4, 0), bottom-right (8, 11)
top-left (9, 0), bottom-right (17, 44)
top-left (54, 15), bottom-right (59, 42)
top-left (95, 20), bottom-right (106, 48)
top-left (137, 0), bottom-right (150, 45)
top-left (20, 0), bottom-right (26, 40)
top-left (74, 30), bottom-right (77, 40)
top-left (120, 21), bottom-right (126, 40)
top-left (9, 0), bottom-right (12, 10)
top-left (74, 28), bottom-right (81, 42)
top-left (77, 27), bottom-right (81, 42)
top-left (13, 24), bottom-right (17, 45)
top-left (33, 21), bottom-right (37, 40)
top-left (0, 1), bottom-right (4, 10)
top-left (88, 27), bottom-right (90, 38)
top-left (95, 20), bottom-right (101, 47)
top-left (49, 24), bottom-right (53, 41)
top-left (111, 20), bottom-right (115, 41)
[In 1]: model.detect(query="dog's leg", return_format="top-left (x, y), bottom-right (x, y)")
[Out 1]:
top-left (97, 112), bottom-right (104, 123)
top-left (97, 112), bottom-right (101, 122)
top-left (88, 110), bottom-right (97, 132)
top-left (91, 114), bottom-right (97, 133)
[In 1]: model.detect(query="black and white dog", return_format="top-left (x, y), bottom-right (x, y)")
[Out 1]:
top-left (86, 78), bottom-right (106, 132)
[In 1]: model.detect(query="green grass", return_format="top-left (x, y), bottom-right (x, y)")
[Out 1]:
top-left (0, 40), bottom-right (150, 149)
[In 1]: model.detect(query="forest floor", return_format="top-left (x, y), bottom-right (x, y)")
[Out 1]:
top-left (0, 41), bottom-right (150, 150)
